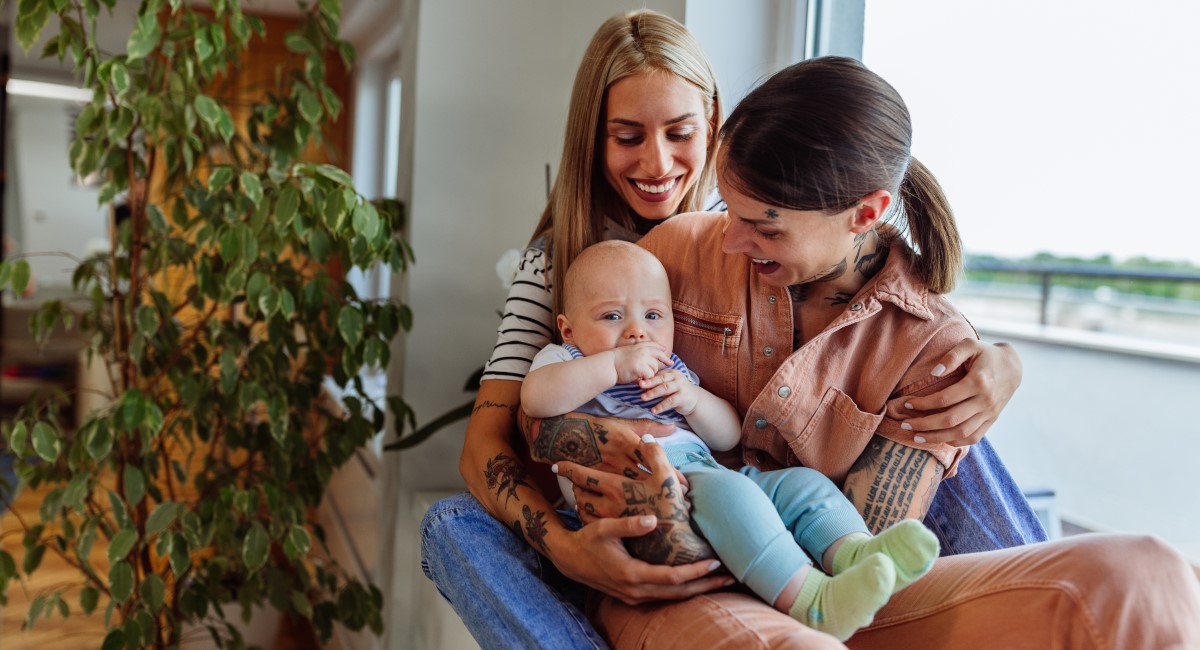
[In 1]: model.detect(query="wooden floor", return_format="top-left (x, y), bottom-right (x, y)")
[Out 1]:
top-left (0, 482), bottom-right (321, 649)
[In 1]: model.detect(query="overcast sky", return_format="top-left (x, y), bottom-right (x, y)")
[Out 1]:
top-left (863, 1), bottom-right (1200, 265)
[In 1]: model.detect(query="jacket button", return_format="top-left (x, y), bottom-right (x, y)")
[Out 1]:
top-left (777, 386), bottom-right (791, 398)
top-left (755, 418), bottom-right (768, 429)
top-left (763, 346), bottom-right (774, 357)
top-left (850, 302), bottom-right (863, 311)
top-left (768, 295), bottom-right (777, 304)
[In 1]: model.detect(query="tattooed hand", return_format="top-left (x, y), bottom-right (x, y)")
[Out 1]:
top-left (520, 409), bottom-right (673, 478)
top-left (554, 438), bottom-right (716, 566)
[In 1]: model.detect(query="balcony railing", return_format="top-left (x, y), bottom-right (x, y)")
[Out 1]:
top-left (963, 261), bottom-right (1200, 329)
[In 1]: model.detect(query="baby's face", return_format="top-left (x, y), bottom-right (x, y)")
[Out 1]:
top-left (559, 256), bottom-right (674, 357)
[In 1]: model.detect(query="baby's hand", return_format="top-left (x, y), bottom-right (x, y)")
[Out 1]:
top-left (639, 369), bottom-right (699, 416)
top-left (610, 342), bottom-right (671, 384)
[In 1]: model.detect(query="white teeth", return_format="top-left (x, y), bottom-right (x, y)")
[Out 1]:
top-left (751, 258), bottom-right (775, 264)
top-left (634, 178), bottom-right (676, 194)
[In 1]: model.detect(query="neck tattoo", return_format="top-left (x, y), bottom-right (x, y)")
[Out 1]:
top-left (853, 230), bottom-right (888, 280)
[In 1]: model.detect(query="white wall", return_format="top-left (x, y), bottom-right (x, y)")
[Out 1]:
top-left (6, 94), bottom-right (107, 291)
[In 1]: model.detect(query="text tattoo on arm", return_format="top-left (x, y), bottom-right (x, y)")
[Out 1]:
top-left (473, 400), bottom-right (519, 417)
top-left (845, 436), bottom-right (943, 533)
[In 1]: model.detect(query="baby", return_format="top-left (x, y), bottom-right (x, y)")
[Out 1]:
top-left (522, 241), bottom-right (940, 640)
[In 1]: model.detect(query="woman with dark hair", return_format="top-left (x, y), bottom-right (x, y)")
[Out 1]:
top-left (552, 56), bottom-right (1200, 647)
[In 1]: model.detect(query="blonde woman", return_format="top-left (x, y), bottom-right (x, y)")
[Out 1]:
top-left (422, 12), bottom-right (1036, 649)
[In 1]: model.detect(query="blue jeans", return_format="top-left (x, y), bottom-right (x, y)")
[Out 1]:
top-left (922, 437), bottom-right (1048, 555)
top-left (420, 493), bottom-right (607, 649)
top-left (420, 437), bottom-right (1046, 649)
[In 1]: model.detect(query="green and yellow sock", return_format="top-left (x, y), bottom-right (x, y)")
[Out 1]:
top-left (788, 553), bottom-right (895, 641)
top-left (832, 519), bottom-right (939, 592)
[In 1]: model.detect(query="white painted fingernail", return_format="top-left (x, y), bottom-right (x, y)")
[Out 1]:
top-left (707, 560), bottom-right (722, 572)
top-left (904, 402), bottom-right (913, 410)
top-left (931, 364), bottom-right (946, 377)
top-left (901, 422), bottom-right (913, 430)
top-left (914, 436), bottom-right (926, 444)
top-left (640, 516), bottom-right (656, 527)
top-left (551, 463), bottom-right (559, 474)
top-left (642, 433), bottom-right (658, 443)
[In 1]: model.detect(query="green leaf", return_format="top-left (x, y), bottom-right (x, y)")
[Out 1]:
top-left (32, 422), bottom-right (61, 462)
top-left (169, 533), bottom-right (190, 575)
top-left (80, 585), bottom-right (100, 615)
top-left (146, 502), bottom-right (179, 536)
top-left (194, 94), bottom-right (220, 127)
top-left (101, 630), bottom-right (125, 650)
top-left (135, 304), bottom-right (160, 336)
top-left (240, 171), bottom-right (263, 208)
top-left (220, 348), bottom-right (238, 394)
top-left (107, 528), bottom-right (138, 563)
top-left (110, 61), bottom-right (131, 97)
top-left (15, 1), bottom-right (51, 53)
top-left (123, 465), bottom-right (146, 507)
top-left (283, 525), bottom-right (311, 560)
top-left (8, 421), bottom-right (27, 457)
top-left (194, 29), bottom-right (214, 61)
top-left (217, 109), bottom-right (235, 143)
top-left (284, 31), bottom-right (311, 54)
top-left (109, 561), bottom-right (134, 602)
top-left (259, 287), bottom-right (280, 318)
top-left (23, 544), bottom-right (46, 575)
top-left (109, 490), bottom-right (131, 529)
top-left (243, 522), bottom-right (269, 573)
top-left (276, 186), bottom-right (300, 227)
top-left (313, 163), bottom-right (354, 187)
top-left (337, 307), bottom-right (364, 348)
top-left (279, 289), bottom-right (296, 320)
top-left (64, 473), bottom-right (90, 514)
top-left (308, 228), bottom-right (332, 262)
top-left (27, 594), bottom-right (46, 628)
top-left (126, 12), bottom-right (161, 61)
top-left (118, 390), bottom-right (147, 432)
top-left (208, 165), bottom-right (235, 194)
top-left (298, 89), bottom-right (323, 125)
top-left (11, 260), bottom-right (32, 295)
top-left (87, 419), bottom-right (114, 460)
top-left (141, 574), bottom-right (166, 612)
top-left (291, 590), bottom-right (313, 618)
top-left (0, 550), bottom-right (16, 581)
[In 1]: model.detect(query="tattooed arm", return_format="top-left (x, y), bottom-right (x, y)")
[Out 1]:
top-left (459, 380), bottom-right (557, 541)
top-left (522, 410), bottom-right (717, 567)
top-left (459, 379), bottom-right (729, 604)
top-left (841, 434), bottom-right (944, 533)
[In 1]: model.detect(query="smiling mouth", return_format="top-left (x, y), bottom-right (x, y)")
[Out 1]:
top-left (751, 257), bottom-right (775, 264)
top-left (631, 177), bottom-right (678, 194)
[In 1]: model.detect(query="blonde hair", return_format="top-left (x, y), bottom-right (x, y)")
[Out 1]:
top-left (531, 10), bottom-right (721, 318)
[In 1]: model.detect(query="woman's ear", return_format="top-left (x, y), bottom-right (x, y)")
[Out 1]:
top-left (850, 190), bottom-right (892, 233)
top-left (557, 314), bottom-right (574, 343)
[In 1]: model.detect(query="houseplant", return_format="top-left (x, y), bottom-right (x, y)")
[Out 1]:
top-left (0, 0), bottom-right (413, 647)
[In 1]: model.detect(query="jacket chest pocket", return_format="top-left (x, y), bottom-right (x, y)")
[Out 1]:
top-left (786, 386), bottom-right (885, 486)
top-left (672, 301), bottom-right (742, 405)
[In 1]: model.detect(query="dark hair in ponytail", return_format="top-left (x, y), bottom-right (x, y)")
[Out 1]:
top-left (719, 56), bottom-right (962, 292)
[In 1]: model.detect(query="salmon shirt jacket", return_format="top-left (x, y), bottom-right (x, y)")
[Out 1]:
top-left (638, 211), bottom-right (971, 485)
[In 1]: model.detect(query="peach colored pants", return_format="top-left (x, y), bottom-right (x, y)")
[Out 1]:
top-left (593, 534), bottom-right (1200, 649)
